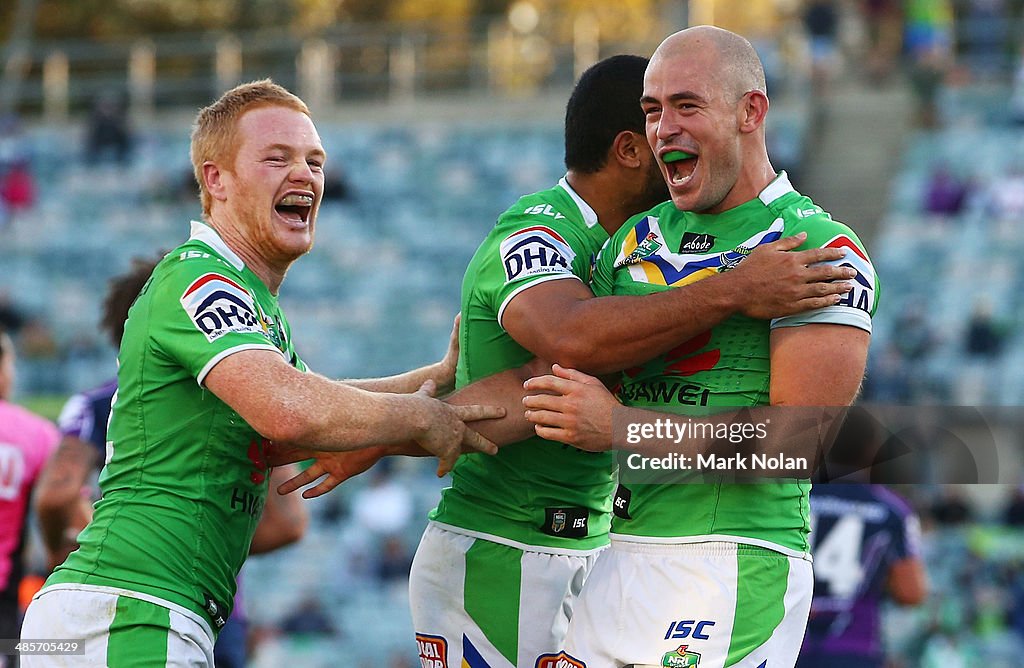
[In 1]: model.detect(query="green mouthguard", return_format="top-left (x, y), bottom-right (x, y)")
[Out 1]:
top-left (663, 150), bottom-right (695, 163)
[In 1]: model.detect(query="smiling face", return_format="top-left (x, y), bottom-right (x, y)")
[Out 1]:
top-left (216, 105), bottom-right (326, 267)
top-left (641, 28), bottom-right (769, 215)
top-left (642, 48), bottom-right (745, 214)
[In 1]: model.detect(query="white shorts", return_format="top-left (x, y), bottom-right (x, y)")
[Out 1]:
top-left (20, 584), bottom-right (215, 667)
top-left (561, 539), bottom-right (813, 668)
top-left (409, 522), bottom-right (603, 668)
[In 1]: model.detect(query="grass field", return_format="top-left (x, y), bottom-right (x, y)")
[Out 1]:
top-left (21, 394), bottom-right (70, 422)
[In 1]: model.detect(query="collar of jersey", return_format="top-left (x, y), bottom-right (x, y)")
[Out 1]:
top-left (557, 175), bottom-right (600, 228)
top-left (189, 220), bottom-right (246, 271)
top-left (757, 171), bottom-right (795, 206)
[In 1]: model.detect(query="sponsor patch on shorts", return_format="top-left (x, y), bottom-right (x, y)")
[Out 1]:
top-left (535, 651), bottom-right (586, 668)
top-left (415, 633), bottom-right (448, 668)
top-left (500, 226), bottom-right (576, 283)
top-left (180, 273), bottom-right (263, 342)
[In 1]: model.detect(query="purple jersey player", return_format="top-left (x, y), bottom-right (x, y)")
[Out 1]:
top-left (797, 484), bottom-right (928, 667)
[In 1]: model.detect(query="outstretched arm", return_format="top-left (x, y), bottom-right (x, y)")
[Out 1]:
top-left (205, 349), bottom-right (503, 476)
top-left (274, 358), bottom-right (550, 498)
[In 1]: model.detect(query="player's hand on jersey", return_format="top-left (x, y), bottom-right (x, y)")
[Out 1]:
top-left (732, 231), bottom-right (858, 319)
top-left (277, 446), bottom-right (387, 498)
top-left (433, 313), bottom-right (462, 395)
top-left (409, 379), bottom-right (504, 477)
top-left (523, 365), bottom-right (616, 452)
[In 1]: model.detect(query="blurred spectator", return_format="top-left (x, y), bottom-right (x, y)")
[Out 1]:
top-left (930, 488), bottom-right (972, 526)
top-left (803, 0), bottom-right (841, 96)
top-left (862, 344), bottom-right (912, 402)
top-left (1002, 485), bottom-right (1024, 526)
top-left (351, 462), bottom-right (413, 537)
top-left (375, 536), bottom-right (414, 587)
top-left (322, 166), bottom-right (353, 202)
top-left (964, 299), bottom-right (1006, 358)
top-left (1012, 46), bottom-right (1024, 125)
top-left (985, 165), bottom-right (1024, 219)
top-left (961, 0), bottom-right (1008, 79)
top-left (0, 329), bottom-right (61, 667)
top-left (861, 0), bottom-right (902, 82)
top-left (85, 92), bottom-right (133, 165)
top-left (279, 594), bottom-right (337, 637)
top-left (0, 159), bottom-right (35, 230)
top-left (0, 114), bottom-right (30, 170)
top-left (923, 165), bottom-right (969, 215)
top-left (904, 0), bottom-right (954, 128)
top-left (0, 294), bottom-right (25, 334)
top-left (893, 303), bottom-right (938, 362)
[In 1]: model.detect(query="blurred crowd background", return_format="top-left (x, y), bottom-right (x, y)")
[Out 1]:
top-left (3, 0), bottom-right (1024, 665)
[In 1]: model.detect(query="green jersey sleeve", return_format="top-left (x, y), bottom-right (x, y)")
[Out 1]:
top-left (147, 255), bottom-right (284, 386)
top-left (771, 212), bottom-right (878, 333)
top-left (490, 219), bottom-right (601, 327)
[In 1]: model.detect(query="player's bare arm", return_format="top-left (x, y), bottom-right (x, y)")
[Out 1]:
top-left (503, 232), bottom-right (856, 375)
top-left (275, 357), bottom-right (549, 498)
top-left (250, 465), bottom-right (308, 554)
top-left (887, 556), bottom-right (929, 605)
top-left (34, 435), bottom-right (102, 570)
top-left (204, 348), bottom-right (503, 475)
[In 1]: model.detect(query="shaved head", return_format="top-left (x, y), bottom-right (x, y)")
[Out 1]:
top-left (653, 26), bottom-right (766, 102)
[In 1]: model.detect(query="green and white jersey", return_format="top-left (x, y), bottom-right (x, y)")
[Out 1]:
top-left (48, 221), bottom-right (305, 627)
top-left (593, 173), bottom-right (878, 557)
top-left (430, 178), bottom-right (615, 552)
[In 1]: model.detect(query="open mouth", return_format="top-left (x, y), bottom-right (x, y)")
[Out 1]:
top-left (663, 150), bottom-right (698, 186)
top-left (275, 193), bottom-right (313, 224)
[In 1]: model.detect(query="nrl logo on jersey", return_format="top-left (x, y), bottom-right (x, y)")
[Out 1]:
top-left (535, 651), bottom-right (586, 668)
top-left (180, 274), bottom-right (263, 342)
top-left (617, 231), bottom-right (663, 267)
top-left (662, 645), bottom-right (701, 667)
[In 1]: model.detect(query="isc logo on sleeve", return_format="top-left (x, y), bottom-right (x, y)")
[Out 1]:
top-left (180, 273), bottom-right (264, 342)
top-left (500, 226), bottom-right (576, 284)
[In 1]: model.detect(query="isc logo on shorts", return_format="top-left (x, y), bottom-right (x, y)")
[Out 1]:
top-left (180, 273), bottom-right (263, 342)
top-left (535, 651), bottom-right (586, 668)
top-left (500, 226), bottom-right (576, 283)
top-left (415, 633), bottom-right (448, 668)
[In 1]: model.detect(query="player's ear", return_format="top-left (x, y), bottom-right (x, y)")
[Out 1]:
top-left (203, 162), bottom-right (229, 204)
top-left (738, 90), bottom-right (769, 134)
top-left (611, 130), bottom-right (644, 169)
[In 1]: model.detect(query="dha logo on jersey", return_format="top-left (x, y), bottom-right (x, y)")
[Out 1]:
top-left (415, 633), bottom-right (448, 668)
top-left (535, 651), bottom-right (586, 668)
top-left (823, 234), bottom-right (876, 315)
top-left (662, 645), bottom-right (701, 667)
top-left (618, 229), bottom-right (663, 266)
top-left (500, 226), bottom-right (576, 283)
top-left (181, 273), bottom-right (262, 342)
